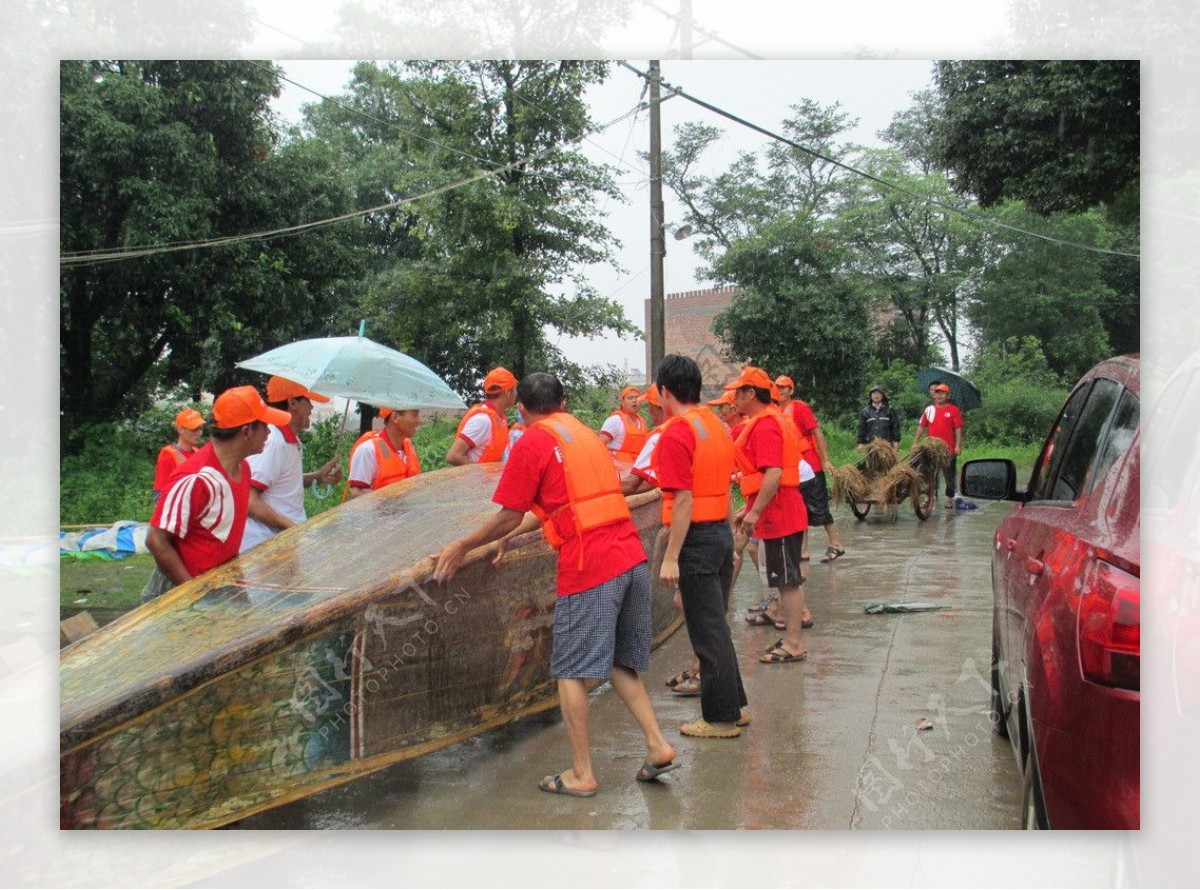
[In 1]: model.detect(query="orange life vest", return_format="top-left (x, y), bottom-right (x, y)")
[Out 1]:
top-left (455, 402), bottom-right (510, 462)
top-left (165, 444), bottom-right (191, 466)
top-left (342, 431), bottom-right (421, 501)
top-left (529, 413), bottom-right (631, 555)
top-left (734, 405), bottom-right (801, 496)
top-left (607, 410), bottom-right (649, 461)
top-left (653, 407), bottom-right (734, 525)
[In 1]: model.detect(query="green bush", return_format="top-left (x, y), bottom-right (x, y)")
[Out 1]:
top-left (965, 338), bottom-right (1070, 446)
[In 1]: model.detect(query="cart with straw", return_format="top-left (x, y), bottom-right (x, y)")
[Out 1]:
top-left (829, 438), bottom-right (951, 521)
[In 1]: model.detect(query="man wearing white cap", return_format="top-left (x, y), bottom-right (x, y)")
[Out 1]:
top-left (240, 376), bottom-right (342, 552)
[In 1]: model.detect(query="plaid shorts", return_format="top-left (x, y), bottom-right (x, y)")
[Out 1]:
top-left (550, 562), bottom-right (651, 680)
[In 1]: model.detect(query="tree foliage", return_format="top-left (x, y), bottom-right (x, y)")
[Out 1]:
top-left (59, 60), bottom-right (362, 448)
top-left (932, 61), bottom-right (1139, 221)
top-left (303, 60), bottom-right (637, 396)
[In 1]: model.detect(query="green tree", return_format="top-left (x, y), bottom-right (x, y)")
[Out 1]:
top-left (59, 60), bottom-right (362, 448)
top-left (967, 202), bottom-right (1118, 381)
top-left (304, 61), bottom-right (637, 396)
top-left (711, 213), bottom-right (873, 415)
top-left (932, 61), bottom-right (1139, 222)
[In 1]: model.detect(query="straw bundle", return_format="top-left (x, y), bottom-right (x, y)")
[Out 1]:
top-left (908, 437), bottom-right (952, 470)
top-left (878, 463), bottom-right (923, 506)
top-left (863, 438), bottom-right (898, 475)
top-left (829, 463), bottom-right (870, 503)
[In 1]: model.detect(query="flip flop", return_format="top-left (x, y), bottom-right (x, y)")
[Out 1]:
top-left (636, 758), bottom-right (682, 782)
top-left (760, 644), bottom-right (807, 664)
top-left (745, 612), bottom-right (776, 626)
top-left (671, 675), bottom-right (701, 696)
top-left (538, 773), bottom-right (597, 798)
top-left (819, 547), bottom-right (846, 563)
top-left (665, 667), bottom-right (698, 689)
top-left (747, 600), bottom-right (771, 613)
top-left (735, 711), bottom-right (752, 727)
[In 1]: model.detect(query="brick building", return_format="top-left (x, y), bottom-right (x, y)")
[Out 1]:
top-left (644, 285), bottom-right (743, 401)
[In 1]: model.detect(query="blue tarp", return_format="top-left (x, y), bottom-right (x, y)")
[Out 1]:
top-left (60, 521), bottom-right (148, 560)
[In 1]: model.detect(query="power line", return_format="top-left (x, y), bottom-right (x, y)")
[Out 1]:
top-left (618, 61), bottom-right (1140, 260)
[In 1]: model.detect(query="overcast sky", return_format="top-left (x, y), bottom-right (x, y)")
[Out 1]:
top-left (273, 59), bottom-right (935, 374)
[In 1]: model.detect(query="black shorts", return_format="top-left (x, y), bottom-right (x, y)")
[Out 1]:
top-left (762, 531), bottom-right (805, 589)
top-left (800, 471), bottom-right (833, 527)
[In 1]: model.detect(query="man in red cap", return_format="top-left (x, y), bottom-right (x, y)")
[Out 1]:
top-left (775, 374), bottom-right (847, 563)
top-left (446, 367), bottom-right (517, 465)
top-left (346, 407), bottom-right (423, 497)
top-left (240, 376), bottom-right (342, 552)
top-left (599, 385), bottom-right (650, 461)
top-left (914, 383), bottom-right (964, 508)
top-left (728, 367), bottom-right (810, 664)
top-left (152, 407), bottom-right (205, 504)
top-left (142, 386), bottom-right (290, 602)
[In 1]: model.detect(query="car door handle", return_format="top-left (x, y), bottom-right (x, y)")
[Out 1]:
top-left (1026, 557), bottom-right (1045, 576)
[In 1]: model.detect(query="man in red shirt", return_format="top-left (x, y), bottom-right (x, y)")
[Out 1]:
top-left (656, 355), bottom-right (748, 737)
top-left (434, 372), bottom-right (677, 797)
top-left (776, 375), bottom-right (847, 563)
top-left (730, 367), bottom-right (810, 664)
top-left (914, 383), bottom-right (964, 508)
top-left (151, 408), bottom-right (205, 504)
top-left (142, 386), bottom-right (289, 602)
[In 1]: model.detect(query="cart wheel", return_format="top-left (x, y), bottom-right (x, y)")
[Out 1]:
top-left (912, 467), bottom-right (936, 520)
top-left (849, 497), bottom-right (871, 520)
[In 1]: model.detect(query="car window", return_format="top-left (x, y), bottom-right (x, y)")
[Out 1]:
top-left (1030, 383), bottom-right (1091, 501)
top-left (1085, 390), bottom-right (1139, 497)
top-left (1047, 378), bottom-right (1121, 502)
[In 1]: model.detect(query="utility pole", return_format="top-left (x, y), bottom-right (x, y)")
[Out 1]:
top-left (680, 0), bottom-right (692, 58)
top-left (648, 60), bottom-right (666, 378)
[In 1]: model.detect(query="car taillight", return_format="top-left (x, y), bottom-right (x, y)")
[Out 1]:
top-left (1078, 558), bottom-right (1140, 690)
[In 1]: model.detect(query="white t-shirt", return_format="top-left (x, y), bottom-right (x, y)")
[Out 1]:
top-left (458, 411), bottom-right (496, 463)
top-left (241, 425), bottom-right (305, 552)
top-left (600, 413), bottom-right (627, 451)
top-left (799, 457), bottom-right (816, 483)
top-left (630, 429), bottom-right (663, 484)
top-left (348, 434), bottom-right (415, 489)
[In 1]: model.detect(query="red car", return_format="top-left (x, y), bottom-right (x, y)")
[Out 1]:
top-left (961, 355), bottom-right (1140, 829)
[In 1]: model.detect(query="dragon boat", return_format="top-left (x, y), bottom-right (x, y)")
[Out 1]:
top-left (60, 464), bottom-right (679, 829)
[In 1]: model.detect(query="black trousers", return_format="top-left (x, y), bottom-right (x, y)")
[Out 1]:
top-left (677, 520), bottom-right (748, 723)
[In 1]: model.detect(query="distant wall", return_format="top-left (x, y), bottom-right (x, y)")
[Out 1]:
top-left (644, 286), bottom-right (743, 400)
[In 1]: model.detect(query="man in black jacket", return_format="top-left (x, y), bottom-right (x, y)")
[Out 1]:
top-left (857, 386), bottom-right (900, 448)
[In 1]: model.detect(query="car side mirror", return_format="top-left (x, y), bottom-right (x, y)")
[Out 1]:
top-left (961, 458), bottom-right (1026, 502)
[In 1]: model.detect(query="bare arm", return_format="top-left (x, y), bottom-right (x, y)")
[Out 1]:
top-left (659, 489), bottom-right (693, 588)
top-left (146, 526), bottom-right (192, 586)
top-left (433, 507), bottom-right (525, 582)
top-left (814, 426), bottom-right (833, 469)
top-left (445, 437), bottom-right (472, 467)
top-left (738, 467), bottom-right (782, 539)
top-left (303, 457), bottom-right (342, 487)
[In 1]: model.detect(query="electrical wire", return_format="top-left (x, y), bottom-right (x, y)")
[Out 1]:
top-left (618, 61), bottom-right (1140, 260)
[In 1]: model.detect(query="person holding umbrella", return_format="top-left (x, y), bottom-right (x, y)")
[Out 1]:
top-left (446, 367), bottom-right (518, 465)
top-left (240, 377), bottom-right (342, 551)
top-left (914, 383), bottom-right (964, 509)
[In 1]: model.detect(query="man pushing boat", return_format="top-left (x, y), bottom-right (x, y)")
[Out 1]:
top-left (433, 372), bottom-right (679, 797)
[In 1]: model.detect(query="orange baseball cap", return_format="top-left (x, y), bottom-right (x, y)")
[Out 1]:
top-left (706, 392), bottom-right (735, 407)
top-left (723, 366), bottom-right (773, 392)
top-left (266, 375), bottom-right (331, 404)
top-left (620, 385), bottom-right (642, 400)
top-left (933, 383), bottom-right (951, 393)
top-left (773, 375), bottom-right (794, 388)
top-left (639, 384), bottom-right (661, 407)
top-left (483, 367), bottom-right (518, 394)
top-left (174, 408), bottom-right (204, 430)
top-left (212, 386), bottom-right (292, 429)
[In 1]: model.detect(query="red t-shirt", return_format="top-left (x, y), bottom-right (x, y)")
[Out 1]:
top-left (493, 426), bottom-right (646, 596)
top-left (151, 442), bottom-right (251, 577)
top-left (788, 400), bottom-right (822, 471)
top-left (152, 443), bottom-right (197, 496)
top-left (655, 419), bottom-right (697, 493)
top-left (740, 411), bottom-right (807, 539)
top-left (919, 402), bottom-right (964, 450)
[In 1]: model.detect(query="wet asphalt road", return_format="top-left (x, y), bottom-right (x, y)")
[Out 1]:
top-left (236, 499), bottom-right (1022, 830)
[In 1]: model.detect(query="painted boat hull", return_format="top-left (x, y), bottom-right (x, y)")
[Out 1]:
top-left (60, 464), bottom-right (680, 829)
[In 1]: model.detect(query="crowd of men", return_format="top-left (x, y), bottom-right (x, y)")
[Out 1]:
top-left (144, 358), bottom-right (963, 798)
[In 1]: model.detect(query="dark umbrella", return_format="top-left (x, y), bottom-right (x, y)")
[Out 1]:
top-left (916, 366), bottom-right (982, 411)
